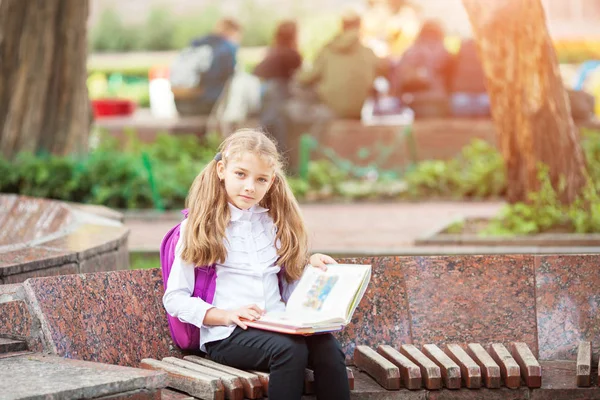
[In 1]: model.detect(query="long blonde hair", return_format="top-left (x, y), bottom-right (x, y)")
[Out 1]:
top-left (181, 129), bottom-right (309, 281)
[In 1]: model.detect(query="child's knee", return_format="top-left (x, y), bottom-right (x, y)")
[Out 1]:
top-left (274, 337), bottom-right (308, 367)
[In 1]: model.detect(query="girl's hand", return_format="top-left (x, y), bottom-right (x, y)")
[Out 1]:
top-left (309, 253), bottom-right (337, 272)
top-left (225, 304), bottom-right (264, 330)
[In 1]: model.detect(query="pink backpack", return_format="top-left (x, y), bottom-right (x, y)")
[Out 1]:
top-left (160, 210), bottom-right (216, 350)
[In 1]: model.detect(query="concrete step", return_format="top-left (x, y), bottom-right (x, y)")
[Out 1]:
top-left (0, 353), bottom-right (167, 400)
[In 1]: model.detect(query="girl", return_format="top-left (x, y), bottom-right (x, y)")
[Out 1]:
top-left (163, 129), bottom-right (350, 400)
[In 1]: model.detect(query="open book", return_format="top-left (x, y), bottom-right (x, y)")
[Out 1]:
top-left (245, 263), bottom-right (372, 335)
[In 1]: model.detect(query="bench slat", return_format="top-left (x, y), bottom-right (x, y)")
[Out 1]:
top-left (377, 345), bottom-right (422, 389)
top-left (140, 358), bottom-right (224, 400)
top-left (510, 342), bottom-right (542, 388)
top-left (489, 343), bottom-right (521, 389)
top-left (400, 344), bottom-right (442, 390)
top-left (422, 344), bottom-right (461, 389)
top-left (577, 341), bottom-right (592, 387)
top-left (163, 357), bottom-right (243, 400)
top-left (354, 345), bottom-right (401, 390)
top-left (445, 344), bottom-right (482, 389)
top-left (183, 356), bottom-right (263, 399)
top-left (466, 343), bottom-right (501, 388)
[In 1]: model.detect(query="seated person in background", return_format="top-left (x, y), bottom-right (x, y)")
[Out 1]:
top-left (291, 10), bottom-right (386, 120)
top-left (283, 10), bottom-right (386, 170)
top-left (392, 19), bottom-right (453, 118)
top-left (254, 20), bottom-right (302, 155)
top-left (170, 18), bottom-right (242, 116)
top-left (449, 38), bottom-right (490, 118)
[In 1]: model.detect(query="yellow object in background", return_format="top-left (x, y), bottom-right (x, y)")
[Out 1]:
top-left (87, 72), bottom-right (108, 99)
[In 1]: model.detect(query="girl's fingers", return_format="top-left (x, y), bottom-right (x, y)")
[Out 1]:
top-left (321, 255), bottom-right (337, 264)
top-left (233, 316), bottom-right (248, 330)
top-left (248, 304), bottom-right (263, 314)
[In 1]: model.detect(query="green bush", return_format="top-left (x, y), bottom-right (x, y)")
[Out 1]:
top-left (91, 8), bottom-right (141, 52)
top-left (171, 6), bottom-right (222, 49)
top-left (89, 2), bottom-right (279, 53)
top-left (138, 6), bottom-right (176, 51)
top-left (404, 139), bottom-right (506, 199)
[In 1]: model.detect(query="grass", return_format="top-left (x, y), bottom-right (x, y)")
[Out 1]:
top-left (130, 253), bottom-right (160, 270)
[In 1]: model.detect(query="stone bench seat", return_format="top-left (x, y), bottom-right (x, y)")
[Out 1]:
top-left (3, 253), bottom-right (600, 398)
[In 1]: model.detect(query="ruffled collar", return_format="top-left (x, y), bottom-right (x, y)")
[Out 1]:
top-left (228, 202), bottom-right (269, 222)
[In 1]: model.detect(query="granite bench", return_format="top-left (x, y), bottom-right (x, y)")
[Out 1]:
top-left (3, 254), bottom-right (600, 399)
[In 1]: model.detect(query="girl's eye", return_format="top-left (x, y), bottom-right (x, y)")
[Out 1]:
top-left (258, 178), bottom-right (268, 183)
top-left (235, 171), bottom-right (245, 177)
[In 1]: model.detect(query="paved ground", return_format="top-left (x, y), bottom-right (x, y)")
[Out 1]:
top-left (124, 201), bottom-right (504, 255)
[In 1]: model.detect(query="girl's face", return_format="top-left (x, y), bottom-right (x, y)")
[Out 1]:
top-left (217, 153), bottom-right (275, 210)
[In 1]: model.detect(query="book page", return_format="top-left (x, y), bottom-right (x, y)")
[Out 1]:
top-left (285, 264), bottom-right (369, 322)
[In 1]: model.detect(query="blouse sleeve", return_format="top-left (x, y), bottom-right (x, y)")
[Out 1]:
top-left (280, 277), bottom-right (300, 304)
top-left (162, 220), bottom-right (214, 328)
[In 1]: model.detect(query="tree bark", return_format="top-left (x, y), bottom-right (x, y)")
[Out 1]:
top-left (462, 0), bottom-right (587, 204)
top-left (0, 0), bottom-right (90, 159)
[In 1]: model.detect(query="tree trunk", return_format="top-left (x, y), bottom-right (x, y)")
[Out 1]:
top-left (0, 0), bottom-right (90, 159)
top-left (462, 0), bottom-right (587, 204)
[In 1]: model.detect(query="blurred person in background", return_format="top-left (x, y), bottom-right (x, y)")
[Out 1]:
top-left (254, 20), bottom-right (303, 156)
top-left (449, 38), bottom-right (490, 118)
top-left (391, 19), bottom-right (453, 118)
top-left (170, 18), bottom-right (242, 116)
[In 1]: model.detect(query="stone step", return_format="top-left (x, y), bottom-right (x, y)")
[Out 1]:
top-left (0, 337), bottom-right (28, 354)
top-left (0, 353), bottom-right (167, 400)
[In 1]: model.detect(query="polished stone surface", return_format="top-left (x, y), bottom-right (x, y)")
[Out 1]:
top-left (336, 257), bottom-right (412, 360)
top-left (0, 194), bottom-right (129, 284)
top-left (536, 254), bottom-right (600, 362)
top-left (24, 269), bottom-right (183, 367)
top-left (402, 255), bottom-right (538, 355)
top-left (0, 353), bottom-right (167, 400)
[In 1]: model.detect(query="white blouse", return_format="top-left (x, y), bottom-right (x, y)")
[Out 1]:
top-left (163, 203), bottom-right (297, 351)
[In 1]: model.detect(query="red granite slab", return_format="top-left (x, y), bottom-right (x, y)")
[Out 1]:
top-left (23, 269), bottom-right (182, 366)
top-left (0, 246), bottom-right (75, 274)
top-left (0, 300), bottom-right (32, 338)
top-left (402, 255), bottom-right (538, 355)
top-left (336, 257), bottom-right (412, 361)
top-left (535, 254), bottom-right (600, 362)
top-left (0, 195), bottom-right (72, 246)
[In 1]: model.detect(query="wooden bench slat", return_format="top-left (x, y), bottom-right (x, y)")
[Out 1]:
top-left (577, 341), bottom-right (592, 387)
top-left (489, 343), bottom-right (521, 389)
top-left (400, 344), bottom-right (442, 390)
top-left (445, 344), bottom-right (482, 389)
top-left (510, 342), bottom-right (542, 388)
top-left (163, 357), bottom-right (244, 400)
top-left (248, 370), bottom-right (270, 398)
top-left (183, 356), bottom-right (263, 399)
top-left (140, 358), bottom-right (224, 400)
top-left (377, 345), bottom-right (422, 389)
top-left (466, 343), bottom-right (501, 388)
top-left (422, 344), bottom-right (462, 389)
top-left (354, 345), bottom-right (401, 390)
top-left (346, 367), bottom-right (355, 391)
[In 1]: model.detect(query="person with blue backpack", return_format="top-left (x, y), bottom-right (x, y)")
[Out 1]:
top-left (161, 129), bottom-right (350, 400)
top-left (170, 18), bottom-right (242, 117)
